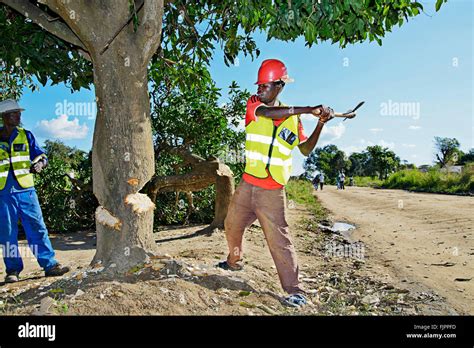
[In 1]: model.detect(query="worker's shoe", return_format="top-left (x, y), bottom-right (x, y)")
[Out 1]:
top-left (283, 293), bottom-right (307, 308)
top-left (216, 260), bottom-right (243, 271)
top-left (45, 264), bottom-right (70, 277)
top-left (4, 272), bottom-right (19, 283)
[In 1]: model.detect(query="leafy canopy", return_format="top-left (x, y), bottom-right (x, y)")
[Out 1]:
top-left (0, 0), bottom-right (447, 95)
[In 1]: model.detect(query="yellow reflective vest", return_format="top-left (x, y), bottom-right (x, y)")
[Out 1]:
top-left (244, 102), bottom-right (301, 186)
top-left (0, 128), bottom-right (35, 190)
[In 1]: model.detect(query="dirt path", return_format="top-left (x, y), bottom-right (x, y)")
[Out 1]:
top-left (314, 185), bottom-right (474, 314)
top-left (0, 186), bottom-right (466, 315)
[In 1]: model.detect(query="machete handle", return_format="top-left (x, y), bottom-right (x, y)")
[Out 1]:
top-left (332, 101), bottom-right (365, 120)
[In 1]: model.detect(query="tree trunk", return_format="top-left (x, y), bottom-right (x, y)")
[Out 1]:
top-left (90, 51), bottom-right (157, 271)
top-left (0, 0), bottom-right (165, 273)
top-left (210, 173), bottom-right (234, 229)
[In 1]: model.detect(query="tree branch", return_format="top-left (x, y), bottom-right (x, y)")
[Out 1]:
top-left (1, 0), bottom-right (88, 53)
top-left (99, 0), bottom-right (145, 55)
top-left (40, 0), bottom-right (130, 54)
top-left (140, 0), bottom-right (165, 63)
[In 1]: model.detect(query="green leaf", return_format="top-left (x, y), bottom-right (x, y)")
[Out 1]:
top-left (239, 301), bottom-right (256, 308)
top-left (238, 290), bottom-right (252, 297)
top-left (49, 288), bottom-right (65, 294)
top-left (435, 0), bottom-right (444, 11)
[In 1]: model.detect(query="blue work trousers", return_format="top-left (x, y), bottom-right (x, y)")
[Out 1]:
top-left (0, 190), bottom-right (57, 274)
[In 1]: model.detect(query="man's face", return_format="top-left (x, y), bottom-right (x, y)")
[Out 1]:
top-left (257, 82), bottom-right (282, 104)
top-left (2, 110), bottom-right (21, 127)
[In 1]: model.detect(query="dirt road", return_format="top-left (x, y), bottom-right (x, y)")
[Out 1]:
top-left (314, 185), bottom-right (474, 314)
top-left (0, 185), bottom-right (468, 315)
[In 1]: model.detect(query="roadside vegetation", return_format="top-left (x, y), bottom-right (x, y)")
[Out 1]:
top-left (341, 167), bottom-right (473, 195)
top-left (382, 165), bottom-right (474, 194)
top-left (304, 137), bottom-right (473, 195)
top-left (286, 179), bottom-right (328, 221)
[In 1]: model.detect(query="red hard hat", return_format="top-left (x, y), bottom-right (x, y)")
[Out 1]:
top-left (255, 59), bottom-right (294, 85)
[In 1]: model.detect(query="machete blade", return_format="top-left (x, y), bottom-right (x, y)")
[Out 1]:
top-left (342, 101), bottom-right (365, 121)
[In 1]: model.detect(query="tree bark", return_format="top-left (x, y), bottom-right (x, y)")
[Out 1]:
top-left (1, 0), bottom-right (87, 51)
top-left (212, 172), bottom-right (234, 229)
top-left (0, 1), bottom-right (157, 271)
top-left (0, 0), bottom-right (165, 272)
top-left (25, 0), bottom-right (165, 272)
top-left (90, 49), bottom-right (157, 271)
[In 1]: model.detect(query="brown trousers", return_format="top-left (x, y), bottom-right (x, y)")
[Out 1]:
top-left (224, 180), bottom-right (304, 294)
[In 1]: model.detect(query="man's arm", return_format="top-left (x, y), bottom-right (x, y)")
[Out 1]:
top-left (298, 121), bottom-right (324, 156)
top-left (26, 130), bottom-right (48, 173)
top-left (298, 113), bottom-right (334, 156)
top-left (256, 105), bottom-right (331, 120)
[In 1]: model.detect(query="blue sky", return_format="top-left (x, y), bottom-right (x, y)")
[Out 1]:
top-left (16, 0), bottom-right (473, 175)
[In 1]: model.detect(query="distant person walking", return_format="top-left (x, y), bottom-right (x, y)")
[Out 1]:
top-left (339, 171), bottom-right (346, 190)
top-left (349, 176), bottom-right (354, 186)
top-left (312, 174), bottom-right (320, 190)
top-left (319, 172), bottom-right (325, 190)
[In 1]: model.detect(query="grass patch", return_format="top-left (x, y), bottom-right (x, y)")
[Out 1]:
top-left (353, 176), bottom-right (384, 188)
top-left (382, 165), bottom-right (474, 194)
top-left (351, 165), bottom-right (473, 194)
top-left (286, 179), bottom-right (328, 221)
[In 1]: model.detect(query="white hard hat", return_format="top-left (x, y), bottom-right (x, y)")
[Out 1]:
top-left (0, 99), bottom-right (25, 114)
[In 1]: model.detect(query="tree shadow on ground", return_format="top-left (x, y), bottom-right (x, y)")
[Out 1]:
top-left (0, 275), bottom-right (44, 287)
top-left (189, 274), bottom-right (255, 292)
top-left (155, 225), bottom-right (221, 244)
top-left (49, 230), bottom-right (96, 251)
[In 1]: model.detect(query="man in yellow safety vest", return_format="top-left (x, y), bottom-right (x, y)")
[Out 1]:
top-left (0, 99), bottom-right (70, 283)
top-left (218, 59), bottom-right (334, 307)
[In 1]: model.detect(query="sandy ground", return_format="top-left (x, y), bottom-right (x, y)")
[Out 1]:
top-left (314, 185), bottom-right (474, 315)
top-left (0, 186), bottom-right (467, 315)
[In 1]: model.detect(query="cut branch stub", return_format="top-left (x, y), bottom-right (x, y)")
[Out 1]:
top-left (125, 193), bottom-right (156, 214)
top-left (95, 206), bottom-right (122, 231)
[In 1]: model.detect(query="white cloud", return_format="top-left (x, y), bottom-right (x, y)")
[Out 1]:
top-left (35, 114), bottom-right (89, 140)
top-left (340, 139), bottom-right (368, 154)
top-left (369, 128), bottom-right (384, 133)
top-left (341, 138), bottom-right (395, 155)
top-left (408, 125), bottom-right (421, 130)
top-left (340, 145), bottom-right (365, 154)
top-left (379, 140), bottom-right (395, 149)
top-left (321, 122), bottom-right (346, 141)
top-left (235, 118), bottom-right (245, 132)
top-left (300, 114), bottom-right (315, 121)
top-left (402, 143), bottom-right (416, 148)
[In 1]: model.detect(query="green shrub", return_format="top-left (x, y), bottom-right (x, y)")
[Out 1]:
top-left (382, 167), bottom-right (473, 194)
top-left (154, 185), bottom-right (217, 226)
top-left (352, 176), bottom-right (384, 188)
top-left (35, 156), bottom-right (96, 232)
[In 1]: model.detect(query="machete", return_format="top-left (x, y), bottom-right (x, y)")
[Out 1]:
top-left (332, 101), bottom-right (365, 121)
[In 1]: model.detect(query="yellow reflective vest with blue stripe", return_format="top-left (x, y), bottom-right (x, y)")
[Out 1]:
top-left (244, 103), bottom-right (300, 186)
